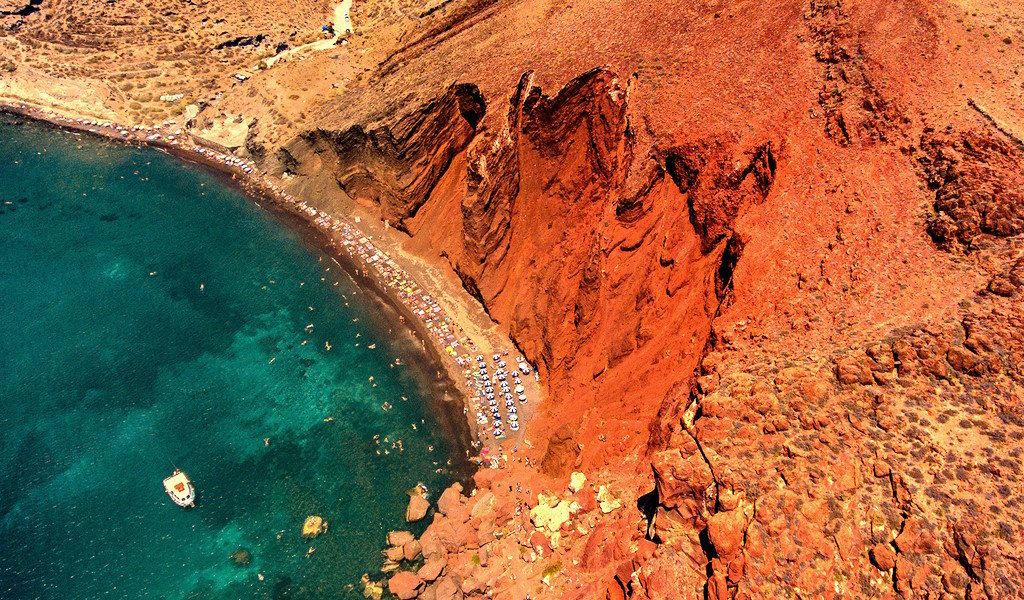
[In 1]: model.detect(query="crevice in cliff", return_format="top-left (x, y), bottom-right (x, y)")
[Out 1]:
top-left (665, 141), bottom-right (776, 255)
top-left (715, 234), bottom-right (744, 305)
top-left (664, 151), bottom-right (699, 195)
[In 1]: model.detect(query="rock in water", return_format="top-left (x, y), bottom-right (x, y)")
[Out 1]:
top-left (387, 571), bottom-right (424, 600)
top-left (360, 574), bottom-right (383, 600)
top-left (387, 530), bottom-right (415, 547)
top-left (229, 547), bottom-right (252, 566)
top-left (302, 515), bottom-right (325, 538)
top-left (406, 494), bottom-right (430, 522)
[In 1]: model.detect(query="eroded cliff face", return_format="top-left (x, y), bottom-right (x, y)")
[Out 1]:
top-left (282, 67), bottom-right (778, 477)
top-left (265, 20), bottom-right (1023, 597)
top-left (274, 82), bottom-right (485, 226)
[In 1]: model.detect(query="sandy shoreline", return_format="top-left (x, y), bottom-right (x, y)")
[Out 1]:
top-left (0, 99), bottom-right (539, 471)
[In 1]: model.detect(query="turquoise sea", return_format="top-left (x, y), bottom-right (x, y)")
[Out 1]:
top-left (0, 116), bottom-right (471, 599)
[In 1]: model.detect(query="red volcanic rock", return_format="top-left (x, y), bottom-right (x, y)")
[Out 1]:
top-left (581, 523), bottom-right (628, 571)
top-left (419, 520), bottom-right (460, 557)
top-left (433, 575), bottom-right (462, 600)
top-left (468, 491), bottom-right (494, 520)
top-left (436, 483), bottom-right (464, 516)
top-left (836, 354), bottom-right (875, 385)
top-left (604, 576), bottom-right (627, 600)
top-left (540, 423), bottom-right (577, 478)
top-left (707, 509), bottom-right (747, 562)
top-left (636, 538), bottom-right (658, 563)
top-left (475, 518), bottom-right (495, 546)
top-left (419, 529), bottom-right (443, 559)
top-left (636, 563), bottom-right (673, 599)
top-left (572, 486), bottom-right (598, 513)
top-left (946, 345), bottom-right (986, 376)
top-left (894, 518), bottom-right (920, 555)
top-left (650, 445), bottom-right (716, 544)
top-left (406, 494), bottom-right (430, 522)
top-left (403, 540), bottom-right (423, 562)
top-left (418, 557), bottom-right (447, 582)
top-left (472, 468), bottom-right (498, 491)
top-left (460, 576), bottom-right (485, 595)
top-left (834, 522), bottom-right (862, 563)
top-left (388, 531), bottom-right (415, 547)
top-left (919, 128), bottom-right (1024, 252)
top-left (388, 571), bottom-right (424, 600)
top-left (871, 543), bottom-right (897, 571)
top-left (894, 554), bottom-right (914, 596)
top-left (528, 529), bottom-right (551, 556)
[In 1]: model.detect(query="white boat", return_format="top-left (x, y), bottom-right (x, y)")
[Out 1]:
top-left (163, 469), bottom-right (195, 508)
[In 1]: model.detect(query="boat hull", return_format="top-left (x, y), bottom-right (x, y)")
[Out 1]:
top-left (163, 470), bottom-right (196, 508)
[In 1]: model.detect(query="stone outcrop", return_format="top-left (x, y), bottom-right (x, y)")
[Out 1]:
top-left (917, 127), bottom-right (1024, 253)
top-left (407, 493), bottom-right (430, 522)
top-left (805, 0), bottom-right (904, 145)
top-left (388, 571), bottom-right (425, 600)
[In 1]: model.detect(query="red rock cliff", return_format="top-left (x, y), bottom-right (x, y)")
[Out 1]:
top-left (287, 68), bottom-right (782, 477)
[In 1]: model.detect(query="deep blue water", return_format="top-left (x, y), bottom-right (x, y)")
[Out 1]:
top-left (0, 116), bottom-right (469, 599)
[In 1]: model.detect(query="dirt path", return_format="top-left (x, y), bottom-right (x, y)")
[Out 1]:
top-left (264, 0), bottom-right (352, 68)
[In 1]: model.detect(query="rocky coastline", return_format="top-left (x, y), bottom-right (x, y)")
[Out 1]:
top-left (0, 100), bottom-right (539, 462)
top-left (4, 0), bottom-right (1024, 596)
top-left (0, 100), bottom-right (547, 594)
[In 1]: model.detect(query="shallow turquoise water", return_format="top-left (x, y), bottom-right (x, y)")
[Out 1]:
top-left (0, 116), bottom-right (470, 599)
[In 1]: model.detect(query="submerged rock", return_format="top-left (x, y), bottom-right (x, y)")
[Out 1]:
top-left (360, 573), bottom-right (383, 600)
top-left (229, 547), bottom-right (252, 566)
